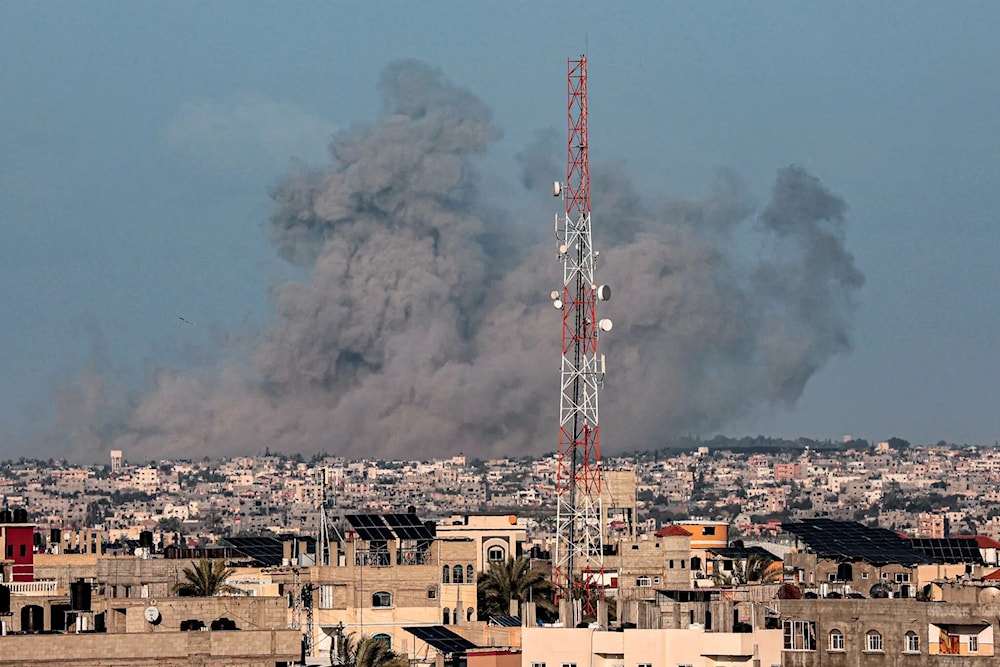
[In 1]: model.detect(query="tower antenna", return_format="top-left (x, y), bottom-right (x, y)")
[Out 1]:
top-left (551, 55), bottom-right (611, 622)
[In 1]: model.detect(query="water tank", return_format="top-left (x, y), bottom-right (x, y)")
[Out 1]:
top-left (70, 580), bottom-right (92, 611)
top-left (21, 605), bottom-right (44, 633)
top-left (0, 509), bottom-right (12, 524)
top-left (139, 531), bottom-right (154, 550)
top-left (210, 617), bottom-right (238, 631)
top-left (0, 585), bottom-right (10, 615)
top-left (181, 619), bottom-right (206, 631)
top-left (12, 508), bottom-right (27, 523)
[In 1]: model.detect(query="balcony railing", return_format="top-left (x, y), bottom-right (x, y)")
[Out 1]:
top-left (354, 549), bottom-right (391, 567)
top-left (5, 580), bottom-right (58, 594)
top-left (396, 548), bottom-right (431, 565)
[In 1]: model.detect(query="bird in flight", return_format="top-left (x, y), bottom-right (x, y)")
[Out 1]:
top-left (178, 317), bottom-right (196, 326)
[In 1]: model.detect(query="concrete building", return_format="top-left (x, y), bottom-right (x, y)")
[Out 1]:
top-left (303, 513), bottom-right (480, 663)
top-left (0, 593), bottom-right (298, 667)
top-left (777, 596), bottom-right (998, 666)
top-left (521, 626), bottom-right (783, 667)
top-left (436, 514), bottom-right (528, 572)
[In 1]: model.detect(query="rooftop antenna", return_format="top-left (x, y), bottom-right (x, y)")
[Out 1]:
top-left (551, 54), bottom-right (612, 622)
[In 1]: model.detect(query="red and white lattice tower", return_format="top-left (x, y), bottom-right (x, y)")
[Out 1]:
top-left (552, 55), bottom-right (612, 609)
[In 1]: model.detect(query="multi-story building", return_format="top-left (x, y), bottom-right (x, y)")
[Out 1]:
top-left (305, 512), bottom-right (479, 662)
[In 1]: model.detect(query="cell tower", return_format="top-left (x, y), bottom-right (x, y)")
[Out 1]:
top-left (551, 55), bottom-right (612, 613)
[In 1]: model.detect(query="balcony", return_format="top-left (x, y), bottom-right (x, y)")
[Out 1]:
top-left (5, 580), bottom-right (58, 595)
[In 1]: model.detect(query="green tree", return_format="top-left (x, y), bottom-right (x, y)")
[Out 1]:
top-left (172, 559), bottom-right (244, 597)
top-left (332, 634), bottom-right (408, 667)
top-left (712, 553), bottom-right (781, 586)
top-left (477, 557), bottom-right (556, 620)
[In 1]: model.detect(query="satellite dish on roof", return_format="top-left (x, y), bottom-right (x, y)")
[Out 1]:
top-left (144, 606), bottom-right (161, 624)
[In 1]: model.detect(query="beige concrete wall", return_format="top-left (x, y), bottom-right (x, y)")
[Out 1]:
top-left (521, 626), bottom-right (782, 667)
top-left (0, 629), bottom-right (299, 666)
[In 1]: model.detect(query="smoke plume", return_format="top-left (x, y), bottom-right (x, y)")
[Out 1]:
top-left (58, 60), bottom-right (864, 460)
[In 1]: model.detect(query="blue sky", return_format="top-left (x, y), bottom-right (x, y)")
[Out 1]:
top-left (2, 2), bottom-right (999, 459)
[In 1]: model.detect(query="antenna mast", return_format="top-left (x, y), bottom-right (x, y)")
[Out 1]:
top-left (552, 55), bottom-right (611, 616)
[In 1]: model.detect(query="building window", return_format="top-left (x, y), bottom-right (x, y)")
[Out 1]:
top-left (442, 566), bottom-right (450, 583)
top-left (862, 572), bottom-right (869, 579)
top-left (443, 608), bottom-right (451, 624)
top-left (970, 635), bottom-right (979, 653)
top-left (467, 565), bottom-right (475, 582)
top-left (865, 631), bottom-right (883, 653)
top-left (669, 560), bottom-right (674, 569)
top-left (783, 620), bottom-right (816, 651)
top-left (319, 584), bottom-right (334, 609)
top-left (19, 544), bottom-right (26, 557)
top-left (427, 586), bottom-right (437, 600)
top-left (372, 633), bottom-right (392, 649)
top-left (703, 527), bottom-right (716, 536)
top-left (638, 663), bottom-right (653, 667)
top-left (829, 630), bottom-right (845, 651)
top-left (681, 560), bottom-right (686, 569)
top-left (372, 591), bottom-right (392, 608)
top-left (905, 631), bottom-right (919, 653)
top-left (561, 663), bottom-right (577, 667)
top-left (467, 607), bottom-right (475, 622)
top-left (488, 546), bottom-right (505, 562)
top-left (894, 572), bottom-right (910, 583)
top-left (452, 565), bottom-right (464, 584)
top-left (636, 576), bottom-right (652, 587)
top-left (531, 663), bottom-right (546, 667)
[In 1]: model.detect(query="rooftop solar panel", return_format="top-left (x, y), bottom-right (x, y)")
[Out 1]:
top-left (782, 519), bottom-right (935, 566)
top-left (908, 538), bottom-right (984, 564)
top-left (223, 536), bottom-right (285, 566)
top-left (404, 625), bottom-right (478, 654)
top-left (346, 514), bottom-right (395, 541)
top-left (384, 512), bottom-right (434, 541)
top-left (487, 615), bottom-right (521, 627)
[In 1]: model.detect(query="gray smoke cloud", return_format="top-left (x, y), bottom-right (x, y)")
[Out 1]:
top-left (55, 60), bottom-right (864, 461)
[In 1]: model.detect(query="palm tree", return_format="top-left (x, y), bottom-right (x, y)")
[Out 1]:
top-left (332, 633), bottom-right (408, 667)
top-left (172, 558), bottom-right (245, 596)
top-left (712, 553), bottom-right (781, 586)
top-left (477, 557), bottom-right (556, 620)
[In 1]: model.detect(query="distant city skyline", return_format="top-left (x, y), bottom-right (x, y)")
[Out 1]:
top-left (2, 3), bottom-right (999, 460)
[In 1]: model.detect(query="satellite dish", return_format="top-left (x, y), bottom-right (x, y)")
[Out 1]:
top-left (553, 300), bottom-right (563, 309)
top-left (598, 318), bottom-right (613, 332)
top-left (596, 285), bottom-right (611, 301)
top-left (553, 181), bottom-right (562, 197)
top-left (144, 606), bottom-right (161, 624)
top-left (550, 291), bottom-right (560, 300)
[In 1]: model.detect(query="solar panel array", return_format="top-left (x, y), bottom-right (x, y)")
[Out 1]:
top-left (487, 615), bottom-right (522, 627)
top-left (223, 536), bottom-right (285, 566)
top-left (383, 513), bottom-right (434, 540)
top-left (404, 625), bottom-right (478, 654)
top-left (346, 513), bottom-right (433, 541)
top-left (346, 514), bottom-right (396, 541)
top-left (909, 538), bottom-right (984, 564)
top-left (782, 519), bottom-right (935, 566)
